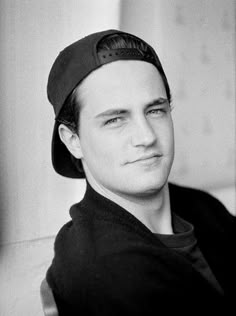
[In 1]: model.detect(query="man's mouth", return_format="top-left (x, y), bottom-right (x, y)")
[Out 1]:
top-left (129, 153), bottom-right (162, 164)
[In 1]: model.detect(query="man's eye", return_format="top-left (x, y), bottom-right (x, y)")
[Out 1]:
top-left (104, 117), bottom-right (122, 126)
top-left (147, 108), bottom-right (166, 116)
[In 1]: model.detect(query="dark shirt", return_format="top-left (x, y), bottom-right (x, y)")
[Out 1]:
top-left (47, 182), bottom-right (236, 315)
top-left (156, 213), bottom-right (224, 294)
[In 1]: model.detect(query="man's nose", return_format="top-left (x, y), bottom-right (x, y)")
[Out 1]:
top-left (131, 117), bottom-right (157, 147)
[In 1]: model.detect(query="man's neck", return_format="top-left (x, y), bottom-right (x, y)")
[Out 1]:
top-left (87, 180), bottom-right (173, 235)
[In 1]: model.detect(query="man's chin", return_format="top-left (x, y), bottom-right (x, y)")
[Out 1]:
top-left (122, 177), bottom-right (168, 199)
top-left (139, 181), bottom-right (167, 196)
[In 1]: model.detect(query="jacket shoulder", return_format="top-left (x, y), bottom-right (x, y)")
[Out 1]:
top-left (168, 182), bottom-right (235, 226)
top-left (46, 203), bottom-right (96, 305)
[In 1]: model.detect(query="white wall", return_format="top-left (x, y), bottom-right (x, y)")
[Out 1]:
top-left (0, 1), bottom-right (120, 314)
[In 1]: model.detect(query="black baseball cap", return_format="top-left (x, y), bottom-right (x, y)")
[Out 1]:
top-left (47, 29), bottom-right (169, 178)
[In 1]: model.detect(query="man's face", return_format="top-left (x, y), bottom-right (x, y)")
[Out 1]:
top-left (77, 60), bottom-right (174, 198)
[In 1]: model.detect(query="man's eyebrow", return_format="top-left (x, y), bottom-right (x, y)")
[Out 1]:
top-left (95, 109), bottom-right (128, 119)
top-left (95, 98), bottom-right (169, 119)
top-left (146, 97), bottom-right (169, 108)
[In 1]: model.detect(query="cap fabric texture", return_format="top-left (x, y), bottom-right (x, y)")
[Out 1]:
top-left (47, 29), bottom-right (167, 178)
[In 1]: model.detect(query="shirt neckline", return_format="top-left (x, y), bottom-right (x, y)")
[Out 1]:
top-left (155, 213), bottom-right (196, 249)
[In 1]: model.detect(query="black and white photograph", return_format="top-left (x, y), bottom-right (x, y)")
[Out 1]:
top-left (0, 1), bottom-right (235, 315)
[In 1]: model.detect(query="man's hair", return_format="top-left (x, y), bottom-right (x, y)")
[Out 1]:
top-left (56, 33), bottom-right (171, 134)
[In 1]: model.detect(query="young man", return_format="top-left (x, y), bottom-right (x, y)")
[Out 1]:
top-left (46, 30), bottom-right (235, 314)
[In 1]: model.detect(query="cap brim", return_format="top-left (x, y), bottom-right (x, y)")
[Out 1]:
top-left (51, 121), bottom-right (85, 178)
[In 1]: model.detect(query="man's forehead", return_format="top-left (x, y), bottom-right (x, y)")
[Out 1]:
top-left (77, 60), bottom-right (165, 98)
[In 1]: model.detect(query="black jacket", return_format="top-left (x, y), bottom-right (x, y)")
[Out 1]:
top-left (47, 182), bottom-right (235, 315)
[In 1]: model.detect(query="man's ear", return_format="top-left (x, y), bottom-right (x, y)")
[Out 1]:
top-left (58, 124), bottom-right (83, 159)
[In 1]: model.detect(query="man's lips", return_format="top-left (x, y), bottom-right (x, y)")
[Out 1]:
top-left (128, 154), bottom-right (162, 164)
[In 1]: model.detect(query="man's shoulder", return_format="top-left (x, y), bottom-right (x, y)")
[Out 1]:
top-left (53, 206), bottom-right (94, 258)
top-left (169, 181), bottom-right (223, 206)
top-left (47, 204), bottom-right (96, 301)
top-left (168, 182), bottom-right (235, 227)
